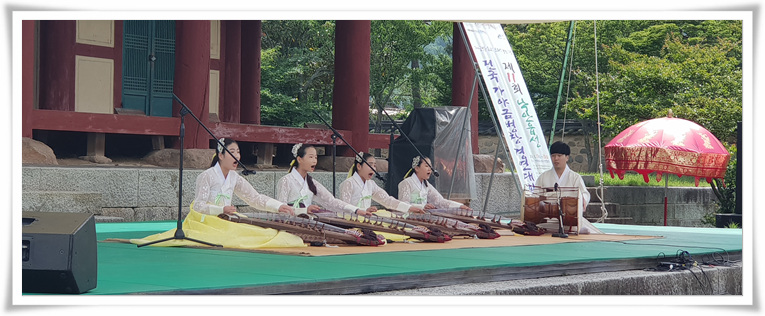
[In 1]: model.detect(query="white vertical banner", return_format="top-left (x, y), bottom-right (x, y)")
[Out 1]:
top-left (462, 22), bottom-right (552, 191)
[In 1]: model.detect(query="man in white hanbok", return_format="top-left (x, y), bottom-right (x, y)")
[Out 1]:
top-left (535, 141), bottom-right (602, 234)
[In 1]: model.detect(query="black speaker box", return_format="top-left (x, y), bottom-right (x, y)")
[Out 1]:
top-left (22, 211), bottom-right (98, 294)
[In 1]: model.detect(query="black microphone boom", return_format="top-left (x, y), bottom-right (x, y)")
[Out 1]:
top-left (171, 94), bottom-right (255, 175)
top-left (311, 110), bottom-right (386, 183)
top-left (371, 103), bottom-right (439, 177)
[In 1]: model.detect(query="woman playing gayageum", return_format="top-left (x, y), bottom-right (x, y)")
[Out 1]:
top-left (339, 152), bottom-right (424, 215)
top-left (276, 143), bottom-right (367, 215)
top-left (398, 155), bottom-right (472, 211)
top-left (193, 138), bottom-right (295, 216)
top-left (130, 138), bottom-right (305, 249)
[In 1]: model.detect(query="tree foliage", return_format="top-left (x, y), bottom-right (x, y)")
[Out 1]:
top-left (260, 20), bottom-right (452, 128)
top-left (369, 21), bottom-right (452, 130)
top-left (260, 20), bottom-right (336, 127)
top-left (505, 20), bottom-right (742, 144)
top-left (257, 20), bottom-right (743, 147)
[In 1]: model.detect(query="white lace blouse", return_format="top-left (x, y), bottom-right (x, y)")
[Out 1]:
top-left (339, 173), bottom-right (411, 213)
top-left (397, 174), bottom-right (463, 209)
top-left (276, 169), bottom-right (359, 215)
top-left (193, 163), bottom-right (285, 215)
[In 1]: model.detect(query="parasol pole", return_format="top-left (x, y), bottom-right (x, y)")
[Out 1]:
top-left (663, 110), bottom-right (674, 227)
top-left (664, 175), bottom-right (669, 226)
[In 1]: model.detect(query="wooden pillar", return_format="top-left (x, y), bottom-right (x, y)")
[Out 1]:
top-left (256, 143), bottom-right (275, 166)
top-left (152, 136), bottom-right (165, 150)
top-left (332, 20), bottom-right (371, 156)
top-left (38, 21), bottom-right (75, 111)
top-left (452, 23), bottom-right (480, 154)
top-left (22, 20), bottom-right (36, 138)
top-left (222, 20), bottom-right (241, 123)
top-left (241, 20), bottom-right (261, 125)
top-left (173, 21), bottom-right (211, 149)
top-left (87, 133), bottom-right (106, 156)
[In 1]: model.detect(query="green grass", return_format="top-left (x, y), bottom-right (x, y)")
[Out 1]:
top-left (582, 171), bottom-right (707, 187)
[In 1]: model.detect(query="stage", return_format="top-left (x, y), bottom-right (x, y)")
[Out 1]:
top-left (24, 221), bottom-right (743, 296)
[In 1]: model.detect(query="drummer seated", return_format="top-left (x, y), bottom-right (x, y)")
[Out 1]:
top-left (535, 141), bottom-right (602, 234)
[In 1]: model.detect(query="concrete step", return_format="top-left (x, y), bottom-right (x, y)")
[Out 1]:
top-left (94, 215), bottom-right (126, 223)
top-left (584, 202), bottom-right (621, 218)
top-left (22, 191), bottom-right (103, 214)
top-left (587, 216), bottom-right (634, 225)
top-left (587, 187), bottom-right (608, 203)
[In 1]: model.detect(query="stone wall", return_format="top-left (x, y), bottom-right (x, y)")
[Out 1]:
top-left (477, 135), bottom-right (612, 173)
top-left (21, 166), bottom-right (719, 227)
top-left (367, 133), bottom-right (610, 174)
top-left (21, 166), bottom-right (522, 221)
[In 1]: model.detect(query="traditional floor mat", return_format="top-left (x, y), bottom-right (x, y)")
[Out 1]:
top-left (103, 229), bottom-right (660, 256)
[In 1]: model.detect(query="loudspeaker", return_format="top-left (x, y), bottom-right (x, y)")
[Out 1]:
top-left (22, 211), bottom-right (97, 294)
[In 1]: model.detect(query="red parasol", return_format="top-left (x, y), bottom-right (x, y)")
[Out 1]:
top-left (604, 111), bottom-right (731, 225)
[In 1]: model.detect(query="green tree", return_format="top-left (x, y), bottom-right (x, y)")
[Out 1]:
top-left (260, 20), bottom-right (336, 127)
top-left (503, 20), bottom-right (742, 144)
top-left (369, 20), bottom-right (451, 132)
top-left (568, 27), bottom-right (742, 142)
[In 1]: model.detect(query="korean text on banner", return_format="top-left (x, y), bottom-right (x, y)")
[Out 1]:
top-left (462, 22), bottom-right (552, 191)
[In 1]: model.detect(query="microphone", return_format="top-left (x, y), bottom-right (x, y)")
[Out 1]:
top-left (241, 169), bottom-right (256, 176)
top-left (433, 170), bottom-right (440, 177)
top-left (551, 182), bottom-right (567, 238)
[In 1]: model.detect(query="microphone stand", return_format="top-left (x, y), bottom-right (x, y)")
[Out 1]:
top-left (371, 103), bottom-right (439, 177)
top-left (331, 133), bottom-right (337, 195)
top-left (137, 94), bottom-right (255, 248)
top-left (312, 110), bottom-right (386, 184)
top-left (171, 94), bottom-right (256, 176)
top-left (551, 183), bottom-right (568, 238)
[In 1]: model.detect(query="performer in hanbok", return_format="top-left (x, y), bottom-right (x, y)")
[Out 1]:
top-left (535, 141), bottom-right (602, 234)
top-left (193, 138), bottom-right (295, 216)
top-left (339, 152), bottom-right (424, 214)
top-left (276, 143), bottom-right (367, 215)
top-left (131, 138), bottom-right (305, 249)
top-left (398, 156), bottom-right (472, 211)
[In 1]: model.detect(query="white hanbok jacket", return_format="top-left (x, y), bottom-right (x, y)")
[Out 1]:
top-left (193, 163), bottom-right (285, 215)
top-left (339, 173), bottom-right (411, 213)
top-left (397, 174), bottom-right (463, 209)
top-left (535, 165), bottom-right (602, 234)
top-left (276, 169), bottom-right (359, 215)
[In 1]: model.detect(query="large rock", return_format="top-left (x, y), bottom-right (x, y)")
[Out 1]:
top-left (143, 148), bottom-right (215, 169)
top-left (473, 154), bottom-right (504, 173)
top-left (22, 138), bottom-right (58, 165)
top-left (316, 156), bottom-right (354, 173)
top-left (374, 159), bottom-right (388, 173)
top-left (79, 155), bottom-right (113, 164)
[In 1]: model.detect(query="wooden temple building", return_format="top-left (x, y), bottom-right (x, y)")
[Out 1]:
top-left (20, 20), bottom-right (480, 164)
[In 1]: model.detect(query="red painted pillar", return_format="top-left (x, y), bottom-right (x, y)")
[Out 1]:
top-left (38, 21), bottom-right (75, 111)
top-left (332, 21), bottom-right (370, 156)
top-left (452, 23), bottom-right (480, 154)
top-left (240, 20), bottom-right (261, 124)
top-left (22, 20), bottom-right (36, 138)
top-left (173, 21), bottom-right (211, 149)
top-left (222, 20), bottom-right (241, 123)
